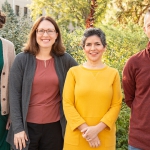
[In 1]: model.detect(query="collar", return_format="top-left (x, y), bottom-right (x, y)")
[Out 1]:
top-left (146, 41), bottom-right (150, 54)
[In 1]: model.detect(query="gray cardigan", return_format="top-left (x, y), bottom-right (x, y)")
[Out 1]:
top-left (7, 52), bottom-right (78, 150)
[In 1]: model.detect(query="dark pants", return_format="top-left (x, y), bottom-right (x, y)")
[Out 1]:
top-left (27, 121), bottom-right (63, 150)
top-left (0, 105), bottom-right (10, 150)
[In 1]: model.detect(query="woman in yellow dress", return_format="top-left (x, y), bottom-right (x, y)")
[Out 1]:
top-left (63, 28), bottom-right (122, 150)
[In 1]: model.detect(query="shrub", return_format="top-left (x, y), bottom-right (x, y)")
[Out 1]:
top-left (0, 1), bottom-right (32, 54)
top-left (116, 102), bottom-right (130, 150)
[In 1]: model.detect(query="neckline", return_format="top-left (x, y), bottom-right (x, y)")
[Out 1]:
top-left (36, 57), bottom-right (53, 61)
top-left (80, 64), bottom-right (107, 71)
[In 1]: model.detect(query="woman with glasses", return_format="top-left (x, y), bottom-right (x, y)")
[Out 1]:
top-left (0, 11), bottom-right (15, 150)
top-left (7, 16), bottom-right (77, 150)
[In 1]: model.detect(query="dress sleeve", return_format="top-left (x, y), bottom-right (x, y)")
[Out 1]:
top-left (101, 71), bottom-right (122, 130)
top-left (122, 59), bottom-right (136, 108)
top-left (63, 68), bottom-right (85, 131)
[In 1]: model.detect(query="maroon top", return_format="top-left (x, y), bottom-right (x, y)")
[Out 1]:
top-left (122, 42), bottom-right (150, 150)
top-left (26, 58), bottom-right (60, 124)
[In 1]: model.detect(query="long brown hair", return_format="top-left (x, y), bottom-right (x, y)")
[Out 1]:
top-left (23, 16), bottom-right (65, 56)
top-left (0, 10), bottom-right (6, 29)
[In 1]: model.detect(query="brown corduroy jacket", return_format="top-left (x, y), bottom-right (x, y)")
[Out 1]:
top-left (0, 37), bottom-right (15, 115)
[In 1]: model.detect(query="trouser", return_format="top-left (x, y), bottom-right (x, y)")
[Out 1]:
top-left (0, 104), bottom-right (10, 150)
top-left (128, 145), bottom-right (142, 150)
top-left (27, 121), bottom-right (63, 150)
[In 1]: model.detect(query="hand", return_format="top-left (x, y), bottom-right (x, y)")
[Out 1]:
top-left (88, 136), bottom-right (100, 148)
top-left (81, 122), bottom-right (107, 141)
top-left (6, 117), bottom-right (11, 130)
top-left (14, 131), bottom-right (28, 150)
top-left (78, 123), bottom-right (88, 131)
top-left (81, 126), bottom-right (99, 141)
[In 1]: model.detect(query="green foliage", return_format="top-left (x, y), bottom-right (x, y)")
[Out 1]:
top-left (61, 28), bottom-right (86, 64)
top-left (0, 1), bottom-right (32, 53)
top-left (99, 21), bottom-right (148, 80)
top-left (29, 0), bottom-right (91, 28)
top-left (95, 0), bottom-right (110, 23)
top-left (116, 102), bottom-right (130, 150)
top-left (108, 0), bottom-right (150, 26)
top-left (29, 0), bottom-right (111, 28)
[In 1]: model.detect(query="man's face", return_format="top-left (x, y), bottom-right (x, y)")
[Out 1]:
top-left (144, 15), bottom-right (150, 39)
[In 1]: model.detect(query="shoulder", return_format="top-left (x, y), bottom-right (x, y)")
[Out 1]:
top-left (122, 51), bottom-right (145, 74)
top-left (16, 52), bottom-right (32, 57)
top-left (106, 66), bottom-right (119, 76)
top-left (0, 37), bottom-right (14, 48)
top-left (11, 52), bottom-right (35, 72)
top-left (66, 66), bottom-right (82, 78)
top-left (69, 65), bottom-right (80, 71)
top-left (107, 66), bottom-right (118, 72)
top-left (68, 65), bottom-right (85, 75)
top-left (125, 50), bottom-right (144, 65)
top-left (59, 52), bottom-right (75, 60)
top-left (15, 52), bottom-right (34, 62)
top-left (16, 52), bottom-right (27, 58)
top-left (54, 52), bottom-right (78, 66)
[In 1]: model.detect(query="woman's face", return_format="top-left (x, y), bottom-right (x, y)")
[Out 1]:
top-left (36, 20), bottom-right (58, 51)
top-left (83, 35), bottom-right (106, 63)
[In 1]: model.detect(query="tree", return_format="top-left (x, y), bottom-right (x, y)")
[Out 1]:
top-left (86, 0), bottom-right (98, 28)
top-left (0, 1), bottom-right (32, 53)
top-left (29, 0), bottom-right (110, 28)
top-left (107, 0), bottom-right (150, 26)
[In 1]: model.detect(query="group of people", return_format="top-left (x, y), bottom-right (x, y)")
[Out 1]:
top-left (0, 7), bottom-right (150, 150)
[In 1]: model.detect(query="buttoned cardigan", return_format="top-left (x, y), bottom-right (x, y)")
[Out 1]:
top-left (0, 37), bottom-right (15, 115)
top-left (7, 51), bottom-right (78, 150)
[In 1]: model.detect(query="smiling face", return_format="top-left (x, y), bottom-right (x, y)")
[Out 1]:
top-left (36, 20), bottom-right (58, 51)
top-left (83, 35), bottom-right (106, 63)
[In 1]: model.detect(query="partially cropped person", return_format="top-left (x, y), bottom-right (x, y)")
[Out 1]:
top-left (7, 16), bottom-right (77, 150)
top-left (122, 8), bottom-right (150, 150)
top-left (0, 10), bottom-right (15, 150)
top-left (63, 28), bottom-right (122, 150)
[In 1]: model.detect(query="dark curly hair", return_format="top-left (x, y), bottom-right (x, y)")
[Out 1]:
top-left (81, 28), bottom-right (107, 48)
top-left (0, 10), bottom-right (6, 29)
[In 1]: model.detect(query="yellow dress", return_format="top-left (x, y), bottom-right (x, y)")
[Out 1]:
top-left (63, 65), bottom-right (122, 150)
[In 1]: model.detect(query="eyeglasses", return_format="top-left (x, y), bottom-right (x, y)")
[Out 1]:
top-left (36, 29), bottom-right (56, 35)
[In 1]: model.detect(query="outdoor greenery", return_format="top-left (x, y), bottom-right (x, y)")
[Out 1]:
top-left (0, 0), bottom-right (149, 149)
top-left (108, 0), bottom-right (150, 26)
top-left (0, 1), bottom-right (32, 53)
top-left (29, 0), bottom-right (110, 28)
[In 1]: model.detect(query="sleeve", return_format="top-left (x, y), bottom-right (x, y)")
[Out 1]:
top-left (63, 68), bottom-right (85, 131)
top-left (101, 71), bottom-right (122, 130)
top-left (64, 53), bottom-right (78, 69)
top-left (9, 54), bottom-right (24, 134)
top-left (9, 43), bottom-right (16, 67)
top-left (122, 59), bottom-right (136, 108)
